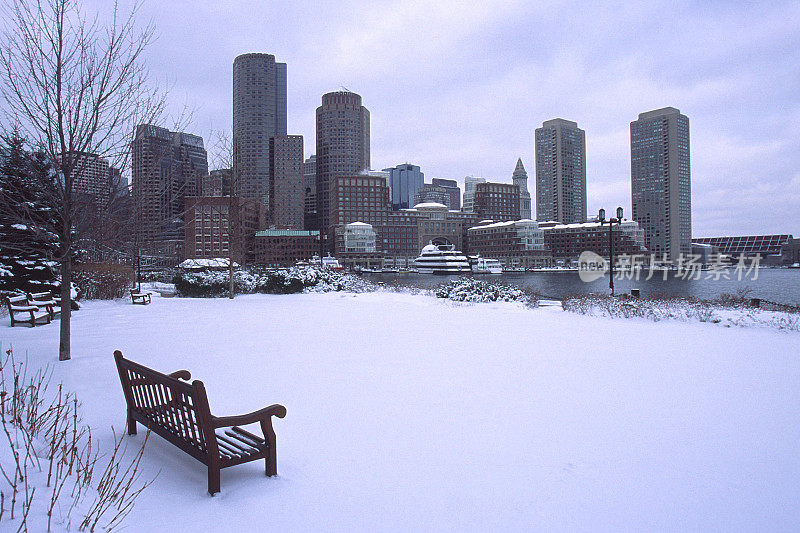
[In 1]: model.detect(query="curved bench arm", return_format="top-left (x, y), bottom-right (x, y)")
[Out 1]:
top-left (168, 370), bottom-right (192, 381)
top-left (211, 404), bottom-right (287, 428)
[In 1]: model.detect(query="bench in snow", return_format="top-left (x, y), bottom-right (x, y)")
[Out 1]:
top-left (130, 289), bottom-right (151, 305)
top-left (26, 291), bottom-right (62, 320)
top-left (4, 294), bottom-right (51, 327)
top-left (113, 351), bottom-right (287, 495)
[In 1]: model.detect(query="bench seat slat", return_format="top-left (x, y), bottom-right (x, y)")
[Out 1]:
top-left (216, 433), bottom-right (262, 456)
top-left (216, 439), bottom-right (247, 458)
top-left (230, 425), bottom-right (266, 445)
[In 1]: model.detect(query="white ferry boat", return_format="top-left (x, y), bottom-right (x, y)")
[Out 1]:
top-left (471, 257), bottom-right (503, 274)
top-left (413, 243), bottom-right (471, 275)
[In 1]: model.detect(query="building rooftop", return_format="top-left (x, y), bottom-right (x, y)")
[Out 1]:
top-left (469, 219), bottom-right (537, 231)
top-left (255, 229), bottom-right (320, 237)
top-left (637, 107), bottom-right (681, 120)
top-left (413, 202), bottom-right (448, 209)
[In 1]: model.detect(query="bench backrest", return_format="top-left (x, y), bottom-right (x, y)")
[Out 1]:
top-left (7, 294), bottom-right (28, 307)
top-left (28, 291), bottom-right (51, 300)
top-left (114, 352), bottom-right (214, 459)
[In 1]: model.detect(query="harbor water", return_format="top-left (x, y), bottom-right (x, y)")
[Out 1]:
top-left (363, 268), bottom-right (800, 306)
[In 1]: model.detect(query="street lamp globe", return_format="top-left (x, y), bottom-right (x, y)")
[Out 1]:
top-left (598, 208), bottom-right (605, 222)
top-left (616, 207), bottom-right (624, 220)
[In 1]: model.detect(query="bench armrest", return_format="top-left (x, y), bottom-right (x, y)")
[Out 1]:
top-left (169, 370), bottom-right (192, 381)
top-left (211, 404), bottom-right (287, 428)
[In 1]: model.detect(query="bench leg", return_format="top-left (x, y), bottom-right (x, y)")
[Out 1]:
top-left (265, 435), bottom-right (278, 477)
top-left (208, 465), bottom-right (220, 496)
top-left (127, 410), bottom-right (137, 435)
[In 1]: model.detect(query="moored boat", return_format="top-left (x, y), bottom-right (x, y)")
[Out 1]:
top-left (413, 243), bottom-right (471, 274)
top-left (471, 257), bottom-right (503, 274)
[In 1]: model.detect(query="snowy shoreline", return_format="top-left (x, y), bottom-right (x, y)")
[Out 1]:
top-left (2, 291), bottom-right (800, 531)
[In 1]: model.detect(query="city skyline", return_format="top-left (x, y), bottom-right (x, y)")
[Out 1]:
top-left (82, 0), bottom-right (800, 237)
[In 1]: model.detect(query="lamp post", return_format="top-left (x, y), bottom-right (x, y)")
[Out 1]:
top-left (598, 206), bottom-right (624, 296)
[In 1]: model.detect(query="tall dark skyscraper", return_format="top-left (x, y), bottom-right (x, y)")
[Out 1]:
top-left (132, 124), bottom-right (207, 255)
top-left (535, 118), bottom-right (586, 224)
top-left (303, 155), bottom-right (317, 230)
top-left (316, 91), bottom-right (370, 251)
top-left (233, 53), bottom-right (287, 211)
top-left (384, 163), bottom-right (424, 210)
top-left (630, 107), bottom-right (691, 262)
top-left (270, 135), bottom-right (304, 229)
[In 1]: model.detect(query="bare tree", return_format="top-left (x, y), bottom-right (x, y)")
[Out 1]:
top-left (208, 129), bottom-right (237, 299)
top-left (0, 0), bottom-right (166, 360)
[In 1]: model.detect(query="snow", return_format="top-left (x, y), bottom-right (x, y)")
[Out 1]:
top-left (177, 258), bottom-right (239, 269)
top-left (2, 292), bottom-right (800, 531)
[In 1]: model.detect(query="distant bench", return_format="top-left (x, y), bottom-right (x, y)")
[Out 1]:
top-left (4, 294), bottom-right (51, 327)
top-left (27, 291), bottom-right (62, 320)
top-left (113, 351), bottom-right (287, 495)
top-left (130, 289), bottom-right (151, 305)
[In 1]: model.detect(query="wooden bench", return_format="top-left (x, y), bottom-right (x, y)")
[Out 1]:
top-left (26, 291), bottom-right (62, 320)
top-left (113, 351), bottom-right (286, 495)
top-left (130, 289), bottom-right (151, 305)
top-left (4, 294), bottom-right (51, 327)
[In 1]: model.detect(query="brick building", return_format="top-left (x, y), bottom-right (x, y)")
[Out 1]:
top-left (330, 174), bottom-right (389, 254)
top-left (539, 220), bottom-right (647, 263)
top-left (468, 220), bottom-right (552, 269)
top-left (253, 229), bottom-right (319, 266)
top-left (184, 196), bottom-right (263, 264)
top-left (385, 203), bottom-right (480, 267)
top-left (473, 182), bottom-right (520, 222)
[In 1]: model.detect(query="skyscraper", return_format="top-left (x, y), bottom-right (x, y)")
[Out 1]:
top-left (233, 53), bottom-right (287, 210)
top-left (511, 158), bottom-right (532, 219)
top-left (535, 118), bottom-right (586, 224)
top-left (132, 124), bottom-right (208, 254)
top-left (269, 135), bottom-right (304, 229)
top-left (64, 151), bottom-right (114, 209)
top-left (630, 107), bottom-right (691, 262)
top-left (384, 163), bottom-right (424, 210)
top-left (303, 155), bottom-right (317, 230)
top-left (316, 91), bottom-right (370, 251)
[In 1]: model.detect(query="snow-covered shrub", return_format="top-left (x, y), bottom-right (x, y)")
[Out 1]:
top-left (173, 266), bottom-right (377, 297)
top-left (435, 277), bottom-right (539, 307)
top-left (560, 293), bottom-right (800, 332)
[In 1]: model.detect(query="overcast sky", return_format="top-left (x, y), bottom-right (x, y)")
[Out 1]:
top-left (91, 0), bottom-right (799, 237)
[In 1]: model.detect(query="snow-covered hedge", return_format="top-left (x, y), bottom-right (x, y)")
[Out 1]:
top-left (173, 266), bottom-right (376, 297)
top-left (561, 293), bottom-right (800, 332)
top-left (435, 277), bottom-right (539, 307)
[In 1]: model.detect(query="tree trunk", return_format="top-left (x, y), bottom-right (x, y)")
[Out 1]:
top-left (59, 257), bottom-right (71, 361)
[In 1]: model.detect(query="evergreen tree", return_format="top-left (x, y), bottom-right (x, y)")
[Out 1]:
top-left (0, 132), bottom-right (60, 293)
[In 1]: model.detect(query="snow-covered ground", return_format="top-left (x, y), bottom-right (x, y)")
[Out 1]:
top-left (2, 292), bottom-right (800, 531)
